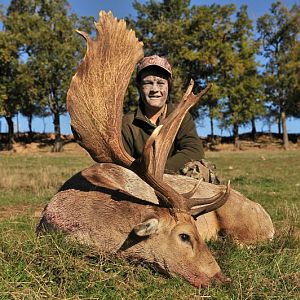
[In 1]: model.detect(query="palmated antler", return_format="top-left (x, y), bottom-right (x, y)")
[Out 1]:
top-left (152, 80), bottom-right (212, 179)
top-left (67, 11), bottom-right (229, 215)
top-left (68, 11), bottom-right (141, 167)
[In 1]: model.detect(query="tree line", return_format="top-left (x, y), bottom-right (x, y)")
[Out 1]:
top-left (0, 0), bottom-right (299, 151)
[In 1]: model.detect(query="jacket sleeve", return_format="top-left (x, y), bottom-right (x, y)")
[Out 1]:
top-left (165, 113), bottom-right (204, 173)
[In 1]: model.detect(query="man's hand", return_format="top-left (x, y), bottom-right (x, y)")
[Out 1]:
top-left (179, 159), bottom-right (220, 184)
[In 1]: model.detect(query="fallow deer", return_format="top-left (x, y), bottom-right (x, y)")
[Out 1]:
top-left (37, 11), bottom-right (274, 288)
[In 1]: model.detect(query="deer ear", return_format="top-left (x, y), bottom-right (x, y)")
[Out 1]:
top-left (134, 218), bottom-right (159, 236)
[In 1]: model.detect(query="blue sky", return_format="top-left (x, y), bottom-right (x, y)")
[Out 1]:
top-left (67, 0), bottom-right (298, 20)
top-left (0, 0), bottom-right (299, 136)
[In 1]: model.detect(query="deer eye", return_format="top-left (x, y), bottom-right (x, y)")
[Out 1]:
top-left (179, 233), bottom-right (191, 243)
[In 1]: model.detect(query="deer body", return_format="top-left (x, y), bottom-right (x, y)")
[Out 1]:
top-left (55, 163), bottom-right (274, 245)
top-left (38, 165), bottom-right (227, 287)
top-left (38, 163), bottom-right (274, 280)
top-left (38, 11), bottom-right (274, 287)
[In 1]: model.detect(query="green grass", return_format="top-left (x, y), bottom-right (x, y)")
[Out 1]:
top-left (207, 151), bottom-right (300, 226)
top-left (0, 150), bottom-right (299, 299)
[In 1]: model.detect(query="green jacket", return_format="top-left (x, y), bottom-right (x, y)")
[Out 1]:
top-left (122, 103), bottom-right (204, 173)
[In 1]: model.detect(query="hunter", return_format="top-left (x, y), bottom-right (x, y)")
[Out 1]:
top-left (122, 55), bottom-right (219, 183)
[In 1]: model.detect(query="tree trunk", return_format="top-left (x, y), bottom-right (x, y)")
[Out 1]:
top-left (233, 123), bottom-right (240, 149)
top-left (5, 116), bottom-right (14, 150)
top-left (251, 117), bottom-right (257, 141)
top-left (277, 116), bottom-right (281, 135)
top-left (52, 111), bottom-right (63, 152)
top-left (42, 117), bottom-right (46, 133)
top-left (281, 110), bottom-right (289, 150)
top-left (28, 114), bottom-right (33, 134)
top-left (28, 114), bottom-right (33, 140)
top-left (16, 113), bottom-right (19, 138)
top-left (210, 115), bottom-right (215, 144)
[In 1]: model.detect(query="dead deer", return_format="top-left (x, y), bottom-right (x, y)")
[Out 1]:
top-left (37, 11), bottom-right (274, 287)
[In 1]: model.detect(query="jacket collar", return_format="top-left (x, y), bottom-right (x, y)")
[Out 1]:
top-left (134, 102), bottom-right (175, 128)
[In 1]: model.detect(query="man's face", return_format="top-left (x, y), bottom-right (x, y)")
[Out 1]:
top-left (139, 68), bottom-right (169, 111)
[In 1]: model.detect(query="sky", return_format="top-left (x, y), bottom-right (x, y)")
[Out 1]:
top-left (66, 0), bottom-right (298, 20)
top-left (0, 0), bottom-right (299, 136)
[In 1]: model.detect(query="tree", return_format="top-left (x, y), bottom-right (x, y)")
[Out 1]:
top-left (131, 1), bottom-right (265, 147)
top-left (0, 10), bottom-right (20, 149)
top-left (5, 0), bottom-right (93, 151)
top-left (257, 1), bottom-right (300, 150)
top-left (132, 0), bottom-right (191, 102)
top-left (220, 5), bottom-right (264, 148)
top-left (16, 61), bottom-right (48, 137)
top-left (285, 40), bottom-right (300, 117)
top-left (132, 1), bottom-right (239, 141)
top-left (182, 3), bottom-right (236, 139)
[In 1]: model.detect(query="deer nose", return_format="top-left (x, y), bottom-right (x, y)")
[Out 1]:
top-left (212, 271), bottom-right (231, 285)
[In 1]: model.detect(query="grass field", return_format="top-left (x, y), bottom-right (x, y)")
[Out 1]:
top-left (0, 149), bottom-right (299, 299)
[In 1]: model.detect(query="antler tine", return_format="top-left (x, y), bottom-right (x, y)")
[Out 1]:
top-left (181, 178), bottom-right (203, 199)
top-left (153, 81), bottom-right (212, 179)
top-left (138, 125), bottom-right (163, 174)
top-left (189, 181), bottom-right (231, 219)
